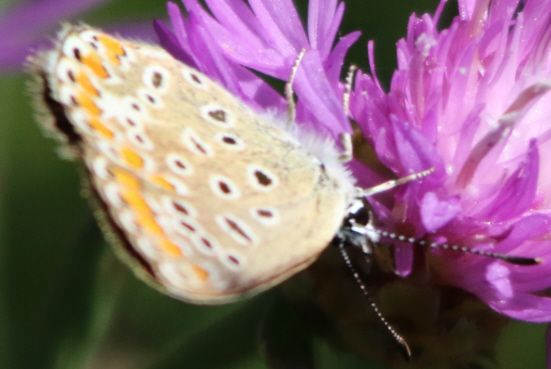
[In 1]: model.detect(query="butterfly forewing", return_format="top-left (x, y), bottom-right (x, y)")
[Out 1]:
top-left (30, 25), bottom-right (350, 303)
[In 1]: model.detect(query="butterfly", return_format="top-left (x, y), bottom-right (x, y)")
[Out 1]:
top-left (27, 24), bottom-right (372, 304)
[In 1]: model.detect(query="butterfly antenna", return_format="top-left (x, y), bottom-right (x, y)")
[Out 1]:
top-left (370, 227), bottom-right (542, 265)
top-left (358, 169), bottom-right (540, 265)
top-left (338, 241), bottom-right (412, 360)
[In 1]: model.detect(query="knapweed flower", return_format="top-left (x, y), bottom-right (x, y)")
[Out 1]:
top-left (0, 0), bottom-right (157, 71)
top-left (0, 0), bottom-right (111, 70)
top-left (350, 0), bottom-right (551, 323)
top-left (348, 0), bottom-right (551, 364)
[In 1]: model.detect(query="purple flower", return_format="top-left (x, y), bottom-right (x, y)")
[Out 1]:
top-left (0, 0), bottom-right (157, 71)
top-left (350, 0), bottom-right (551, 324)
top-left (155, 0), bottom-right (359, 138)
top-left (0, 0), bottom-right (107, 70)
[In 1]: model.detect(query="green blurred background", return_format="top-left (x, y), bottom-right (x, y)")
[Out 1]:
top-left (0, 0), bottom-right (547, 368)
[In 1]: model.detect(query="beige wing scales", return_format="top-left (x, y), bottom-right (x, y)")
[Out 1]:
top-left (30, 25), bottom-right (350, 303)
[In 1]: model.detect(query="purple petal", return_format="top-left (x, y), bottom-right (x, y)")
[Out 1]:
top-left (154, 18), bottom-right (198, 68)
top-left (324, 31), bottom-right (361, 88)
top-left (486, 262), bottom-right (513, 299)
top-left (420, 193), bottom-right (461, 231)
top-left (476, 140), bottom-right (540, 222)
top-left (203, 0), bottom-right (289, 76)
top-left (488, 292), bottom-right (551, 323)
top-left (391, 116), bottom-right (445, 178)
top-left (248, 0), bottom-right (308, 52)
top-left (308, 0), bottom-right (343, 58)
top-left (293, 50), bottom-right (350, 135)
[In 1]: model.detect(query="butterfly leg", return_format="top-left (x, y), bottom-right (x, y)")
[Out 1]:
top-left (285, 49), bottom-right (306, 128)
top-left (359, 168), bottom-right (435, 197)
top-left (343, 64), bottom-right (358, 117)
top-left (338, 65), bottom-right (359, 163)
top-left (338, 133), bottom-right (353, 162)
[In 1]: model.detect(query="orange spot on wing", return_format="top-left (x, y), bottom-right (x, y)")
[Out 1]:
top-left (159, 238), bottom-right (184, 258)
top-left (88, 117), bottom-right (114, 139)
top-left (77, 92), bottom-right (101, 116)
top-left (112, 170), bottom-right (166, 238)
top-left (81, 52), bottom-right (109, 78)
top-left (121, 147), bottom-right (144, 168)
top-left (121, 189), bottom-right (149, 213)
top-left (98, 34), bottom-right (125, 65)
top-left (136, 213), bottom-right (163, 235)
top-left (150, 175), bottom-right (174, 191)
top-left (191, 265), bottom-right (210, 282)
top-left (113, 169), bottom-right (140, 189)
top-left (76, 71), bottom-right (98, 96)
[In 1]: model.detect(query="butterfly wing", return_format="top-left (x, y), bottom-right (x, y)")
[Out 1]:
top-left (29, 25), bottom-right (351, 303)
